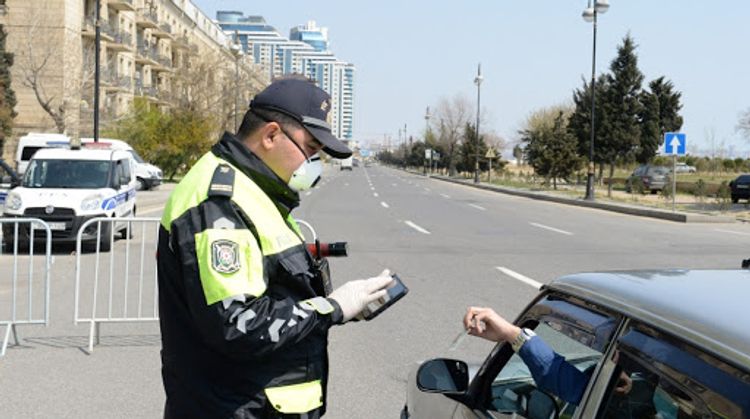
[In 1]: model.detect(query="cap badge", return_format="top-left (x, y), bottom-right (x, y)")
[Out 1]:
top-left (320, 100), bottom-right (329, 112)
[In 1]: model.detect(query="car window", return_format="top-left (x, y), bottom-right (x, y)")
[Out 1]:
top-left (737, 175), bottom-right (750, 183)
top-left (484, 297), bottom-right (619, 419)
top-left (596, 324), bottom-right (749, 419)
top-left (648, 167), bottom-right (670, 175)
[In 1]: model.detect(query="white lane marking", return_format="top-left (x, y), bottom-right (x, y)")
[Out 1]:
top-left (496, 267), bottom-right (543, 290)
top-left (404, 220), bottom-right (431, 235)
top-left (304, 191), bottom-right (312, 196)
top-left (468, 203), bottom-right (486, 211)
top-left (344, 183), bottom-right (349, 186)
top-left (381, 201), bottom-right (390, 208)
top-left (424, 188), bottom-right (431, 192)
top-left (440, 194), bottom-right (451, 199)
top-left (715, 229), bottom-right (750, 237)
top-left (392, 183), bottom-right (397, 187)
top-left (529, 222), bottom-right (573, 236)
top-left (373, 192), bottom-right (379, 197)
top-left (370, 187), bottom-right (375, 191)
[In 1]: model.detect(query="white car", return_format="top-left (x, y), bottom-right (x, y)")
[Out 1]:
top-left (673, 162), bottom-right (697, 173)
top-left (3, 148), bottom-right (137, 251)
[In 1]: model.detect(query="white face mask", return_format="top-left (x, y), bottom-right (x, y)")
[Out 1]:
top-left (288, 154), bottom-right (322, 192)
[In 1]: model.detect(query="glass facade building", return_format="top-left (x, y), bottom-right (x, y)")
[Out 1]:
top-left (216, 12), bottom-right (355, 141)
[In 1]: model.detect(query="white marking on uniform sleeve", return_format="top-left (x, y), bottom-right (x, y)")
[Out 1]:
top-left (235, 309), bottom-right (257, 334)
top-left (293, 305), bottom-right (310, 318)
top-left (268, 319), bottom-right (286, 342)
top-left (287, 319), bottom-right (298, 328)
top-left (221, 294), bottom-right (246, 310)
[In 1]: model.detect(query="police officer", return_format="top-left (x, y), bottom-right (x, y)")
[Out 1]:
top-left (157, 78), bottom-right (394, 418)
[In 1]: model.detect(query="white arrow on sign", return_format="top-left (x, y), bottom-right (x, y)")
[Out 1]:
top-left (669, 136), bottom-right (681, 153)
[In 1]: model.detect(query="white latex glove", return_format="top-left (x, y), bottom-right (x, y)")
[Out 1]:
top-left (329, 269), bottom-right (394, 322)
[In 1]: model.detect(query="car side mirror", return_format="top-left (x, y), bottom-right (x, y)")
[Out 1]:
top-left (416, 359), bottom-right (469, 394)
top-left (120, 176), bottom-right (130, 187)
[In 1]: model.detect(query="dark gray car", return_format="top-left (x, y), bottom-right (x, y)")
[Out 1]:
top-left (625, 165), bottom-right (671, 194)
top-left (403, 270), bottom-right (750, 418)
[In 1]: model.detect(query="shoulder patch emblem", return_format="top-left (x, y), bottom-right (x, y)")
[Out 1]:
top-left (212, 239), bottom-right (241, 274)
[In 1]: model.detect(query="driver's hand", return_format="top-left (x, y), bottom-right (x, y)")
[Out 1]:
top-left (614, 371), bottom-right (633, 395)
top-left (464, 307), bottom-right (521, 343)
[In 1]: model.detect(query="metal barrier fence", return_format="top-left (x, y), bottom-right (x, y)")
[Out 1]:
top-left (74, 217), bottom-right (160, 352)
top-left (0, 218), bottom-right (52, 357)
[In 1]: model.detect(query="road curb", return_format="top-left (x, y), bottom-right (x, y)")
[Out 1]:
top-left (425, 175), bottom-right (735, 224)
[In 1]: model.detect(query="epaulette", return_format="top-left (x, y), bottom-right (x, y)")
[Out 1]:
top-left (208, 164), bottom-right (235, 198)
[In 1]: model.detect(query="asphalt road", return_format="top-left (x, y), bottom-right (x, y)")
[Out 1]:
top-left (1, 164), bottom-right (747, 418)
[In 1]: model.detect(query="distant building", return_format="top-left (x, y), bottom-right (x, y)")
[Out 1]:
top-left (216, 12), bottom-right (355, 141)
top-left (0, 0), bottom-right (266, 161)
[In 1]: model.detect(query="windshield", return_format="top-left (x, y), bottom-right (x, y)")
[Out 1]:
top-left (128, 150), bottom-right (145, 164)
top-left (23, 159), bottom-right (112, 189)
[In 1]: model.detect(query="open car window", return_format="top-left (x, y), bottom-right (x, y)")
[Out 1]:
top-left (483, 296), bottom-right (620, 419)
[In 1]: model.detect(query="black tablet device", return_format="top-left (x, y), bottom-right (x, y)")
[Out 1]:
top-left (361, 274), bottom-right (408, 321)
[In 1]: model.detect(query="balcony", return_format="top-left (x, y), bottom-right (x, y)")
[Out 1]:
top-left (172, 35), bottom-right (190, 50)
top-left (136, 8), bottom-right (159, 29)
top-left (135, 43), bottom-right (159, 66)
top-left (102, 69), bottom-right (132, 92)
top-left (134, 79), bottom-right (157, 99)
top-left (151, 54), bottom-right (173, 73)
top-left (107, 0), bottom-right (135, 12)
top-left (82, 17), bottom-right (114, 42)
top-left (106, 30), bottom-right (133, 52)
top-left (152, 22), bottom-right (174, 39)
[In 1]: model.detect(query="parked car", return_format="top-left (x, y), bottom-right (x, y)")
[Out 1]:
top-left (340, 157), bottom-right (353, 171)
top-left (403, 270), bottom-right (750, 419)
top-left (672, 162), bottom-right (697, 173)
top-left (3, 148), bottom-right (137, 251)
top-left (730, 174), bottom-right (750, 203)
top-left (625, 165), bottom-right (671, 194)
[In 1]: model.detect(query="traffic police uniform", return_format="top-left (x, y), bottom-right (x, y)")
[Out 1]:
top-left (158, 79), bottom-right (353, 418)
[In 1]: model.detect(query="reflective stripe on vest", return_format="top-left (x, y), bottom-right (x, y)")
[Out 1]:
top-left (264, 380), bottom-right (323, 414)
top-left (162, 152), bottom-right (304, 304)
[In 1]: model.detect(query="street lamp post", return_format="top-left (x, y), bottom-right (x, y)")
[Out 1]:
top-left (231, 31), bottom-right (243, 132)
top-left (473, 63), bottom-right (483, 184)
top-left (93, 0), bottom-right (101, 144)
top-left (582, 0), bottom-right (609, 200)
top-left (424, 106), bottom-right (431, 175)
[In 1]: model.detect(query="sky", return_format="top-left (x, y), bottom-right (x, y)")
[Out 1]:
top-left (195, 0), bottom-right (750, 157)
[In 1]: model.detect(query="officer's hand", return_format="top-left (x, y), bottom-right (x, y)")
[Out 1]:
top-left (329, 269), bottom-right (394, 322)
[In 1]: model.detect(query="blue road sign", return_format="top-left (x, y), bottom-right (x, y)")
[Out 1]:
top-left (664, 132), bottom-right (686, 155)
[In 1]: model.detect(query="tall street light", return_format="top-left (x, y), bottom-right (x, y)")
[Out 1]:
top-left (231, 31), bottom-right (244, 132)
top-left (93, 0), bottom-right (101, 143)
top-left (473, 63), bottom-right (483, 184)
top-left (582, 0), bottom-right (609, 200)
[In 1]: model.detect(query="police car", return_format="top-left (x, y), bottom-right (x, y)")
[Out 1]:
top-left (3, 148), bottom-right (137, 251)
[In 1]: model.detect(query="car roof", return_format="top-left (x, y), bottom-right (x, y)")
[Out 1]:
top-left (546, 270), bottom-right (750, 369)
top-left (31, 148), bottom-right (130, 161)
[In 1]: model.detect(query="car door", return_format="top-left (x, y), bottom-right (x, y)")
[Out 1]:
top-left (579, 320), bottom-right (750, 419)
top-left (113, 159), bottom-right (134, 219)
top-left (453, 294), bottom-right (623, 419)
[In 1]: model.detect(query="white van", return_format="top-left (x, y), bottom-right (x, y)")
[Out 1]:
top-left (15, 133), bottom-right (71, 175)
top-left (3, 148), bottom-right (137, 251)
top-left (80, 138), bottom-right (163, 190)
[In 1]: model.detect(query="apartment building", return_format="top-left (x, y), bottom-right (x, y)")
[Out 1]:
top-left (217, 12), bottom-right (355, 141)
top-left (0, 0), bottom-right (267, 161)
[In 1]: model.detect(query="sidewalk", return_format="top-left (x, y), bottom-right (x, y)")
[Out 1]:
top-left (424, 174), bottom-right (737, 224)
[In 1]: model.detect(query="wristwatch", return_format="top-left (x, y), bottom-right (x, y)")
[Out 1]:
top-left (510, 328), bottom-right (536, 352)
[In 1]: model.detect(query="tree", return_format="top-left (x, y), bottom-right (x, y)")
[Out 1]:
top-left (512, 144), bottom-right (524, 164)
top-left (0, 23), bottom-right (16, 150)
top-left (458, 122), bottom-right (488, 173)
top-left (638, 77), bottom-right (683, 163)
top-left (16, 10), bottom-right (66, 133)
top-left (599, 35), bottom-right (645, 196)
top-left (434, 94), bottom-right (472, 176)
top-left (568, 74), bottom-right (610, 180)
top-left (520, 107), bottom-right (580, 189)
